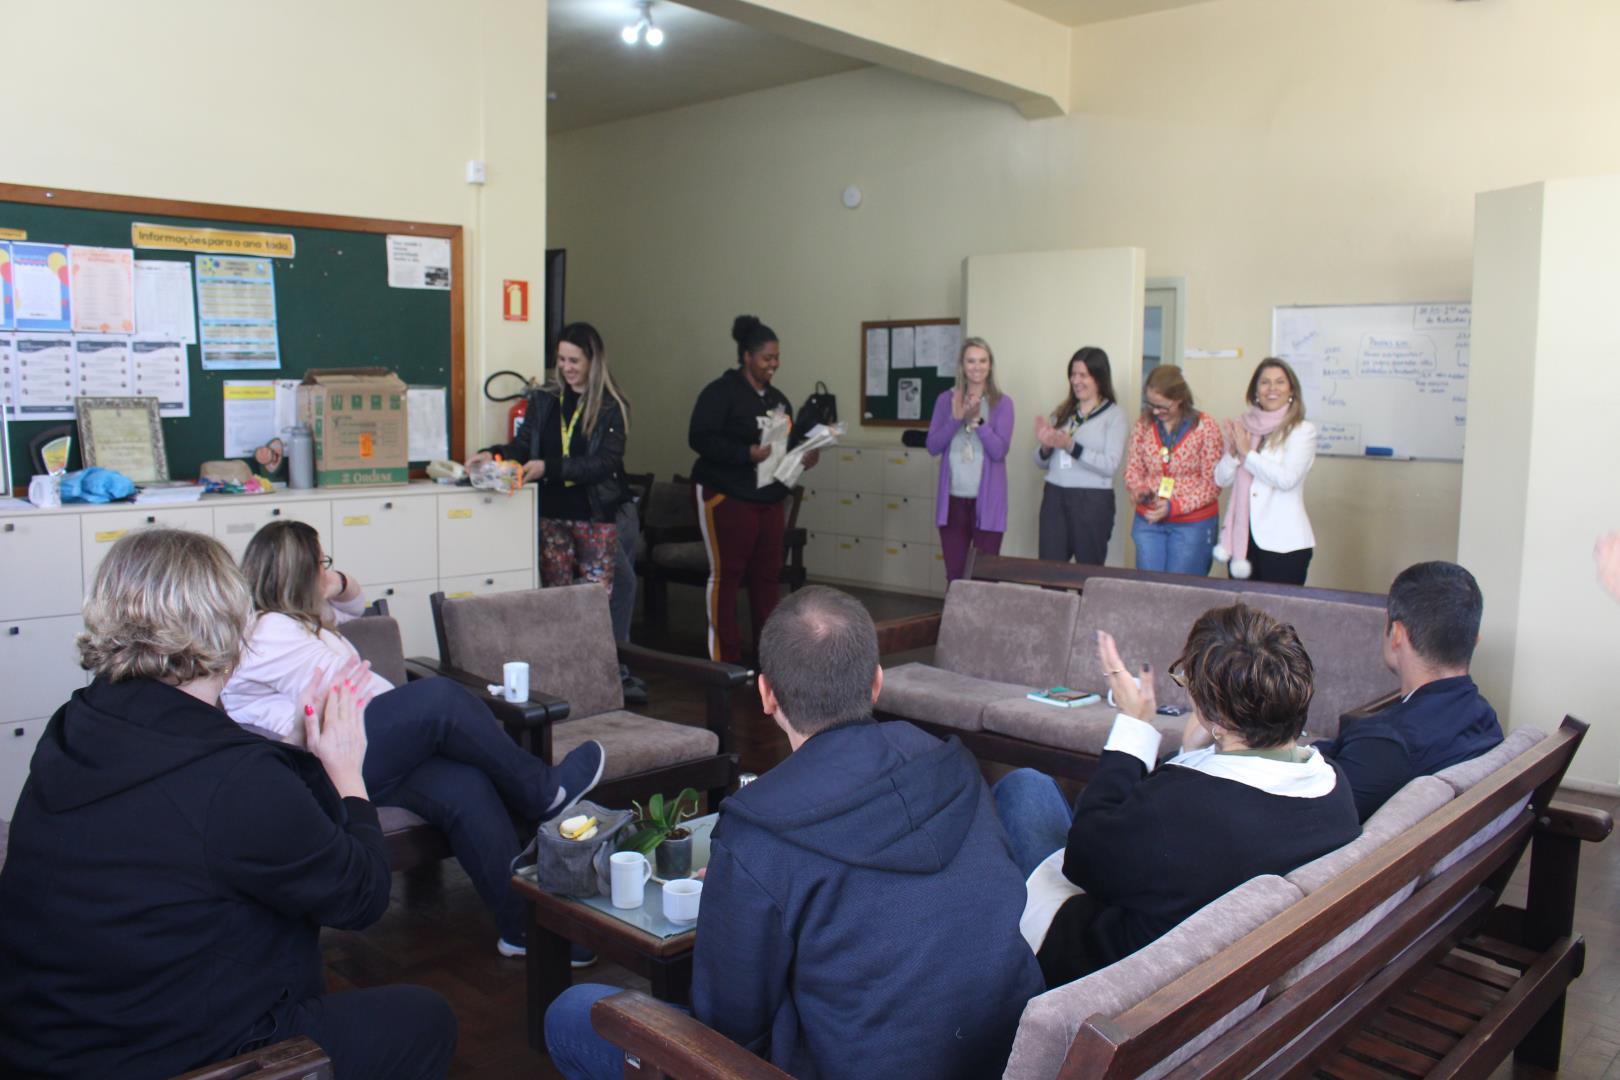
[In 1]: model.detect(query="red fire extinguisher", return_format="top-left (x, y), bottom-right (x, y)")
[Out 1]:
top-left (507, 397), bottom-right (528, 442)
top-left (484, 371), bottom-right (534, 443)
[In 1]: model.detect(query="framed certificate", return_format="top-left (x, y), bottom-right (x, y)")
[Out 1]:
top-left (76, 396), bottom-right (169, 482)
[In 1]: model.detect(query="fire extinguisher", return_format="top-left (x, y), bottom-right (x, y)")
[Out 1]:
top-left (483, 370), bottom-right (535, 442)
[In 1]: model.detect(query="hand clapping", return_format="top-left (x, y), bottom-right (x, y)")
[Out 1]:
top-left (1096, 630), bottom-right (1156, 722)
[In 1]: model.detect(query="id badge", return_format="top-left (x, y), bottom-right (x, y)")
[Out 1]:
top-left (1157, 476), bottom-right (1176, 500)
top-left (1056, 444), bottom-right (1073, 470)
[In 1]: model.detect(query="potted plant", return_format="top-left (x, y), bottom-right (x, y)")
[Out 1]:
top-left (625, 788), bottom-right (702, 879)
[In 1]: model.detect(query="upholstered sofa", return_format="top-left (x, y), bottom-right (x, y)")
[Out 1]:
top-left (876, 558), bottom-right (1398, 780)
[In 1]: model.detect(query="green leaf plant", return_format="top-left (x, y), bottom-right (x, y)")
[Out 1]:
top-left (624, 787), bottom-right (702, 856)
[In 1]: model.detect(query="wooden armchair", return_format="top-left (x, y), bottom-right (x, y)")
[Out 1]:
top-left (168, 1036), bottom-right (332, 1080)
top-left (426, 586), bottom-right (749, 809)
top-left (641, 476), bottom-right (807, 621)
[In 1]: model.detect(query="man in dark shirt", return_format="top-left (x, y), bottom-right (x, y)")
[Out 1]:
top-left (544, 587), bottom-right (1042, 1080)
top-left (1316, 561), bottom-right (1503, 820)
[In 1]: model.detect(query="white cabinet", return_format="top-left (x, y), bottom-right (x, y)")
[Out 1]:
top-left (437, 491), bottom-right (533, 577)
top-left (801, 442), bottom-right (944, 597)
top-left (367, 578), bottom-right (441, 660)
top-left (0, 718), bottom-right (47, 821)
top-left (0, 616), bottom-right (87, 722)
top-left (214, 501), bottom-right (333, 563)
top-left (2, 516), bottom-right (82, 620)
top-left (438, 569), bottom-right (532, 600)
top-left (81, 506), bottom-right (214, 581)
top-left (331, 494), bottom-right (438, 584)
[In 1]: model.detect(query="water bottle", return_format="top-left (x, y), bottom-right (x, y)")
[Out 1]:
top-left (288, 424), bottom-right (314, 489)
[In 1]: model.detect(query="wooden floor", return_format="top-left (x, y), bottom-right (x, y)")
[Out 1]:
top-left (318, 582), bottom-right (1620, 1079)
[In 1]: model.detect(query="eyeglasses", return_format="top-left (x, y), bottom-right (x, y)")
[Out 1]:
top-left (1144, 400), bottom-right (1175, 415)
top-left (319, 555), bottom-right (334, 569)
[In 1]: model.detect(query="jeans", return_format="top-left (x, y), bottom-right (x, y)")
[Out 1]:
top-left (938, 495), bottom-right (1004, 582)
top-left (545, 983), bottom-right (682, 1080)
top-left (1130, 514), bottom-right (1217, 576)
top-left (364, 677), bottom-right (558, 942)
top-left (609, 500), bottom-right (639, 645)
top-left (277, 984), bottom-right (457, 1080)
top-left (991, 769), bottom-right (1076, 879)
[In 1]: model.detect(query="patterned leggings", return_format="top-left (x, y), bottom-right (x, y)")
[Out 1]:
top-left (540, 519), bottom-right (617, 589)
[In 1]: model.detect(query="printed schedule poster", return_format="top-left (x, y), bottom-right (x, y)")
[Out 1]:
top-left (0, 243), bottom-right (14, 331)
top-left (69, 246), bottom-right (137, 334)
top-left (13, 243), bottom-right (72, 333)
top-left (14, 334), bottom-right (77, 418)
top-left (196, 255), bottom-right (281, 370)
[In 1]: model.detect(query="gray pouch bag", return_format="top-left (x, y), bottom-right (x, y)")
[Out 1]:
top-left (512, 800), bottom-right (635, 898)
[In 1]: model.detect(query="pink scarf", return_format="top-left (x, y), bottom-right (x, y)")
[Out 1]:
top-left (1217, 406), bottom-right (1289, 575)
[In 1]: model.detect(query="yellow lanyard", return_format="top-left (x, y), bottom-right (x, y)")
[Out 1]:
top-left (559, 401), bottom-right (582, 488)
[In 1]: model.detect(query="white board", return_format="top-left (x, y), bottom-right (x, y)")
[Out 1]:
top-left (1271, 302), bottom-right (1470, 461)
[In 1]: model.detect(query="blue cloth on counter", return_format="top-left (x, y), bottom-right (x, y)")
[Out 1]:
top-left (58, 468), bottom-right (135, 503)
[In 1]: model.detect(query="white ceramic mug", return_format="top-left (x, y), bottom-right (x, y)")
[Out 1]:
top-left (503, 661), bottom-right (530, 703)
top-left (610, 851), bottom-right (652, 909)
top-left (663, 877), bottom-right (703, 924)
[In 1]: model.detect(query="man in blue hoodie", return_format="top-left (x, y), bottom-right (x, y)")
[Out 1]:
top-left (545, 586), bottom-right (1043, 1079)
top-left (1316, 560), bottom-right (1504, 820)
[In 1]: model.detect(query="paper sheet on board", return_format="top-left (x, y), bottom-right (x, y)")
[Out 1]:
top-left (13, 334), bottom-right (76, 418)
top-left (897, 377), bottom-right (922, 421)
top-left (135, 260), bottom-right (198, 343)
top-left (13, 244), bottom-right (72, 332)
top-left (75, 336), bottom-right (134, 397)
top-left (864, 327), bottom-right (889, 395)
top-left (69, 246), bottom-right (136, 335)
top-left (387, 235), bottom-right (452, 290)
top-left (223, 380), bottom-right (278, 457)
top-left (408, 386), bottom-right (449, 461)
top-left (890, 326), bottom-right (915, 370)
top-left (132, 339), bottom-right (191, 417)
top-left (197, 256), bottom-right (281, 370)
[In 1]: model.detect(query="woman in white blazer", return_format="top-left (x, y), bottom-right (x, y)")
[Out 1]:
top-left (1213, 358), bottom-right (1316, 584)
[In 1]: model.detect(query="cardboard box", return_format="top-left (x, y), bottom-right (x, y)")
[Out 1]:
top-left (297, 368), bottom-right (409, 487)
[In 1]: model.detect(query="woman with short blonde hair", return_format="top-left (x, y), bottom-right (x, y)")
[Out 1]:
top-left (0, 529), bottom-right (457, 1079)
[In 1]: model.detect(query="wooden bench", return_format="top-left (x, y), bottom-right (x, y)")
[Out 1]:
top-left (585, 717), bottom-right (1610, 1078)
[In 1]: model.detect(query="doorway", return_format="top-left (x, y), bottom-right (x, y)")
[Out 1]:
top-left (1143, 277), bottom-right (1186, 391)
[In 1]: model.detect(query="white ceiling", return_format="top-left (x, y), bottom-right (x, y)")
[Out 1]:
top-left (1004, 0), bottom-right (1221, 26)
top-left (547, 0), bottom-right (866, 132)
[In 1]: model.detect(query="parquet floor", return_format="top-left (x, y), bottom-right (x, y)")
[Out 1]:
top-left (317, 582), bottom-right (1620, 1079)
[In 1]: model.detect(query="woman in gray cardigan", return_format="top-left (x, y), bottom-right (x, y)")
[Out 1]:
top-left (1034, 347), bottom-right (1127, 565)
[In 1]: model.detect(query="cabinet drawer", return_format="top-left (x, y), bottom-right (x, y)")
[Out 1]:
top-left (875, 541), bottom-right (933, 593)
top-left (330, 495), bottom-right (437, 584)
top-left (82, 507), bottom-right (215, 581)
top-left (833, 492), bottom-right (872, 537)
top-left (1, 514), bottom-right (83, 619)
top-left (437, 490), bottom-right (534, 578)
top-left (835, 448), bottom-right (884, 495)
top-left (0, 717), bottom-right (49, 822)
top-left (929, 546), bottom-right (948, 594)
top-left (804, 531), bottom-right (838, 580)
top-left (883, 447), bottom-right (938, 499)
top-left (879, 495), bottom-right (937, 544)
top-left (214, 502), bottom-right (333, 564)
top-left (438, 569), bottom-right (532, 600)
top-left (0, 615), bottom-right (87, 723)
top-left (797, 487), bottom-right (837, 533)
top-left (366, 579), bottom-right (440, 662)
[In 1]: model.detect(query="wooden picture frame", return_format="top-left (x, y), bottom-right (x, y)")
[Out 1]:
top-left (76, 395), bottom-right (169, 482)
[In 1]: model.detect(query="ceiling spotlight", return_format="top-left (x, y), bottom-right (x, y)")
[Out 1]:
top-left (621, 1), bottom-right (664, 47)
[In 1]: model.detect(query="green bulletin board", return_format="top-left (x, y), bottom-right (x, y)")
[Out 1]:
top-left (860, 318), bottom-right (961, 428)
top-left (0, 184), bottom-right (463, 494)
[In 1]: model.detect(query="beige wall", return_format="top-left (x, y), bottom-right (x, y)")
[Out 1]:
top-left (1463, 176), bottom-right (1620, 788)
top-left (549, 0), bottom-right (1620, 596)
top-left (4, 0), bottom-right (549, 449)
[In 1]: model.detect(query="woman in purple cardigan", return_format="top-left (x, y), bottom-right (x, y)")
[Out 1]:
top-left (927, 336), bottom-right (1015, 581)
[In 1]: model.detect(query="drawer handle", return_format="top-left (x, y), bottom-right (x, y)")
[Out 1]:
top-left (12, 728), bottom-right (22, 737)
top-left (383, 501), bottom-right (394, 510)
top-left (484, 578), bottom-right (494, 585)
top-left (3, 522), bottom-right (13, 532)
top-left (7, 627), bottom-right (18, 636)
top-left (272, 508), bottom-right (282, 517)
top-left (384, 587), bottom-right (396, 596)
top-left (483, 496), bottom-right (493, 505)
top-left (145, 515), bottom-right (156, 524)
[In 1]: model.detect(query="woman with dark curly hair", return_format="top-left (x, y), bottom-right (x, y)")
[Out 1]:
top-left (994, 603), bottom-right (1360, 988)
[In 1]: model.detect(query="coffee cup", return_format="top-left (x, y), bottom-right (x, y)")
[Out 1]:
top-left (664, 877), bottom-right (703, 924)
top-left (503, 661), bottom-right (530, 703)
top-left (610, 851), bottom-right (652, 909)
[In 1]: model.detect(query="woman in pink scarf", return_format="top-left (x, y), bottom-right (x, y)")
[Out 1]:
top-left (1213, 359), bottom-right (1317, 584)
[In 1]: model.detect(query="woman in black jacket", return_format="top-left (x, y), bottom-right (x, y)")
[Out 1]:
top-left (0, 528), bottom-right (455, 1079)
top-left (468, 321), bottom-right (631, 587)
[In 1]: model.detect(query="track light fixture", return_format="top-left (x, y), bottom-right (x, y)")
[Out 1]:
top-left (621, 1), bottom-right (664, 47)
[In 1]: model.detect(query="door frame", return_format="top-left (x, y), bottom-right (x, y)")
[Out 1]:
top-left (1144, 275), bottom-right (1188, 380)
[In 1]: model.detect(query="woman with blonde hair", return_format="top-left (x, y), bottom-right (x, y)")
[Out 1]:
top-left (1213, 358), bottom-right (1317, 584)
top-left (1122, 364), bottom-right (1225, 575)
top-left (224, 519), bottom-right (605, 958)
top-left (926, 336), bottom-right (1016, 581)
top-left (0, 529), bottom-right (457, 1079)
top-left (467, 321), bottom-right (631, 587)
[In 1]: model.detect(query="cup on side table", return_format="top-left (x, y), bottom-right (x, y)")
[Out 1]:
top-left (664, 878), bottom-right (703, 924)
top-left (610, 851), bottom-right (652, 909)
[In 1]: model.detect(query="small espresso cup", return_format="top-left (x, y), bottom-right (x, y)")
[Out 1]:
top-left (663, 877), bottom-right (703, 924)
top-left (609, 851), bottom-right (652, 909)
top-left (503, 661), bottom-right (530, 703)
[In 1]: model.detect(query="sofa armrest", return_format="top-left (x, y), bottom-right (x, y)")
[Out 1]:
top-left (406, 656), bottom-right (571, 729)
top-left (590, 991), bottom-right (792, 1080)
top-left (1542, 801), bottom-right (1614, 843)
top-left (168, 1036), bottom-right (332, 1080)
top-left (875, 611), bottom-right (942, 656)
top-left (618, 643), bottom-right (753, 690)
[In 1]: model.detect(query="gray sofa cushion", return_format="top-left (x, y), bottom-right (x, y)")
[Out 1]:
top-left (1432, 727), bottom-right (1545, 795)
top-left (935, 581), bottom-right (1079, 689)
top-left (1241, 593), bottom-right (1397, 740)
top-left (438, 585), bottom-right (625, 720)
top-left (876, 663), bottom-right (1032, 732)
top-left (552, 710), bottom-right (720, 779)
top-left (1065, 578), bottom-right (1237, 711)
top-left (1003, 875), bottom-right (1304, 1080)
top-left (650, 541), bottom-right (708, 573)
top-left (1272, 776), bottom-right (1454, 992)
top-left (340, 615), bottom-right (409, 686)
top-left (983, 698), bottom-right (1184, 758)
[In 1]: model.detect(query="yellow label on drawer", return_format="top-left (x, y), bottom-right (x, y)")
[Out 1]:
top-left (839, 543), bottom-right (853, 551)
top-left (839, 499), bottom-right (853, 506)
top-left (886, 547), bottom-right (900, 555)
top-left (447, 509), bottom-right (473, 519)
top-left (887, 502), bottom-right (900, 510)
top-left (446, 591), bottom-right (474, 599)
top-left (95, 530), bottom-right (127, 543)
top-left (342, 515), bottom-right (371, 526)
top-left (891, 457), bottom-right (906, 465)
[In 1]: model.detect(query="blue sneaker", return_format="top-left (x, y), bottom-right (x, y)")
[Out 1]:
top-left (571, 945), bottom-right (598, 969)
top-left (543, 740), bottom-right (606, 821)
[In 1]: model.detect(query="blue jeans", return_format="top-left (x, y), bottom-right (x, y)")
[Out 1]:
top-left (546, 984), bottom-right (687, 1080)
top-left (1131, 514), bottom-right (1217, 576)
top-left (991, 769), bottom-right (1076, 879)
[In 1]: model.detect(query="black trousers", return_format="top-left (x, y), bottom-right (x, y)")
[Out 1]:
top-left (280, 985), bottom-right (457, 1080)
top-left (1038, 485), bottom-right (1116, 566)
top-left (1247, 537), bottom-right (1313, 585)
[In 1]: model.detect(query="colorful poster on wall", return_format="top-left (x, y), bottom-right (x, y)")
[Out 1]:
top-left (0, 243), bottom-right (13, 331)
top-left (196, 255), bottom-right (281, 370)
top-left (12, 243), bottom-right (72, 333)
top-left (69, 246), bottom-right (137, 335)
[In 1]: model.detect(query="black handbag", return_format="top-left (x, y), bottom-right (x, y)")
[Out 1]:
top-left (794, 381), bottom-right (838, 442)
